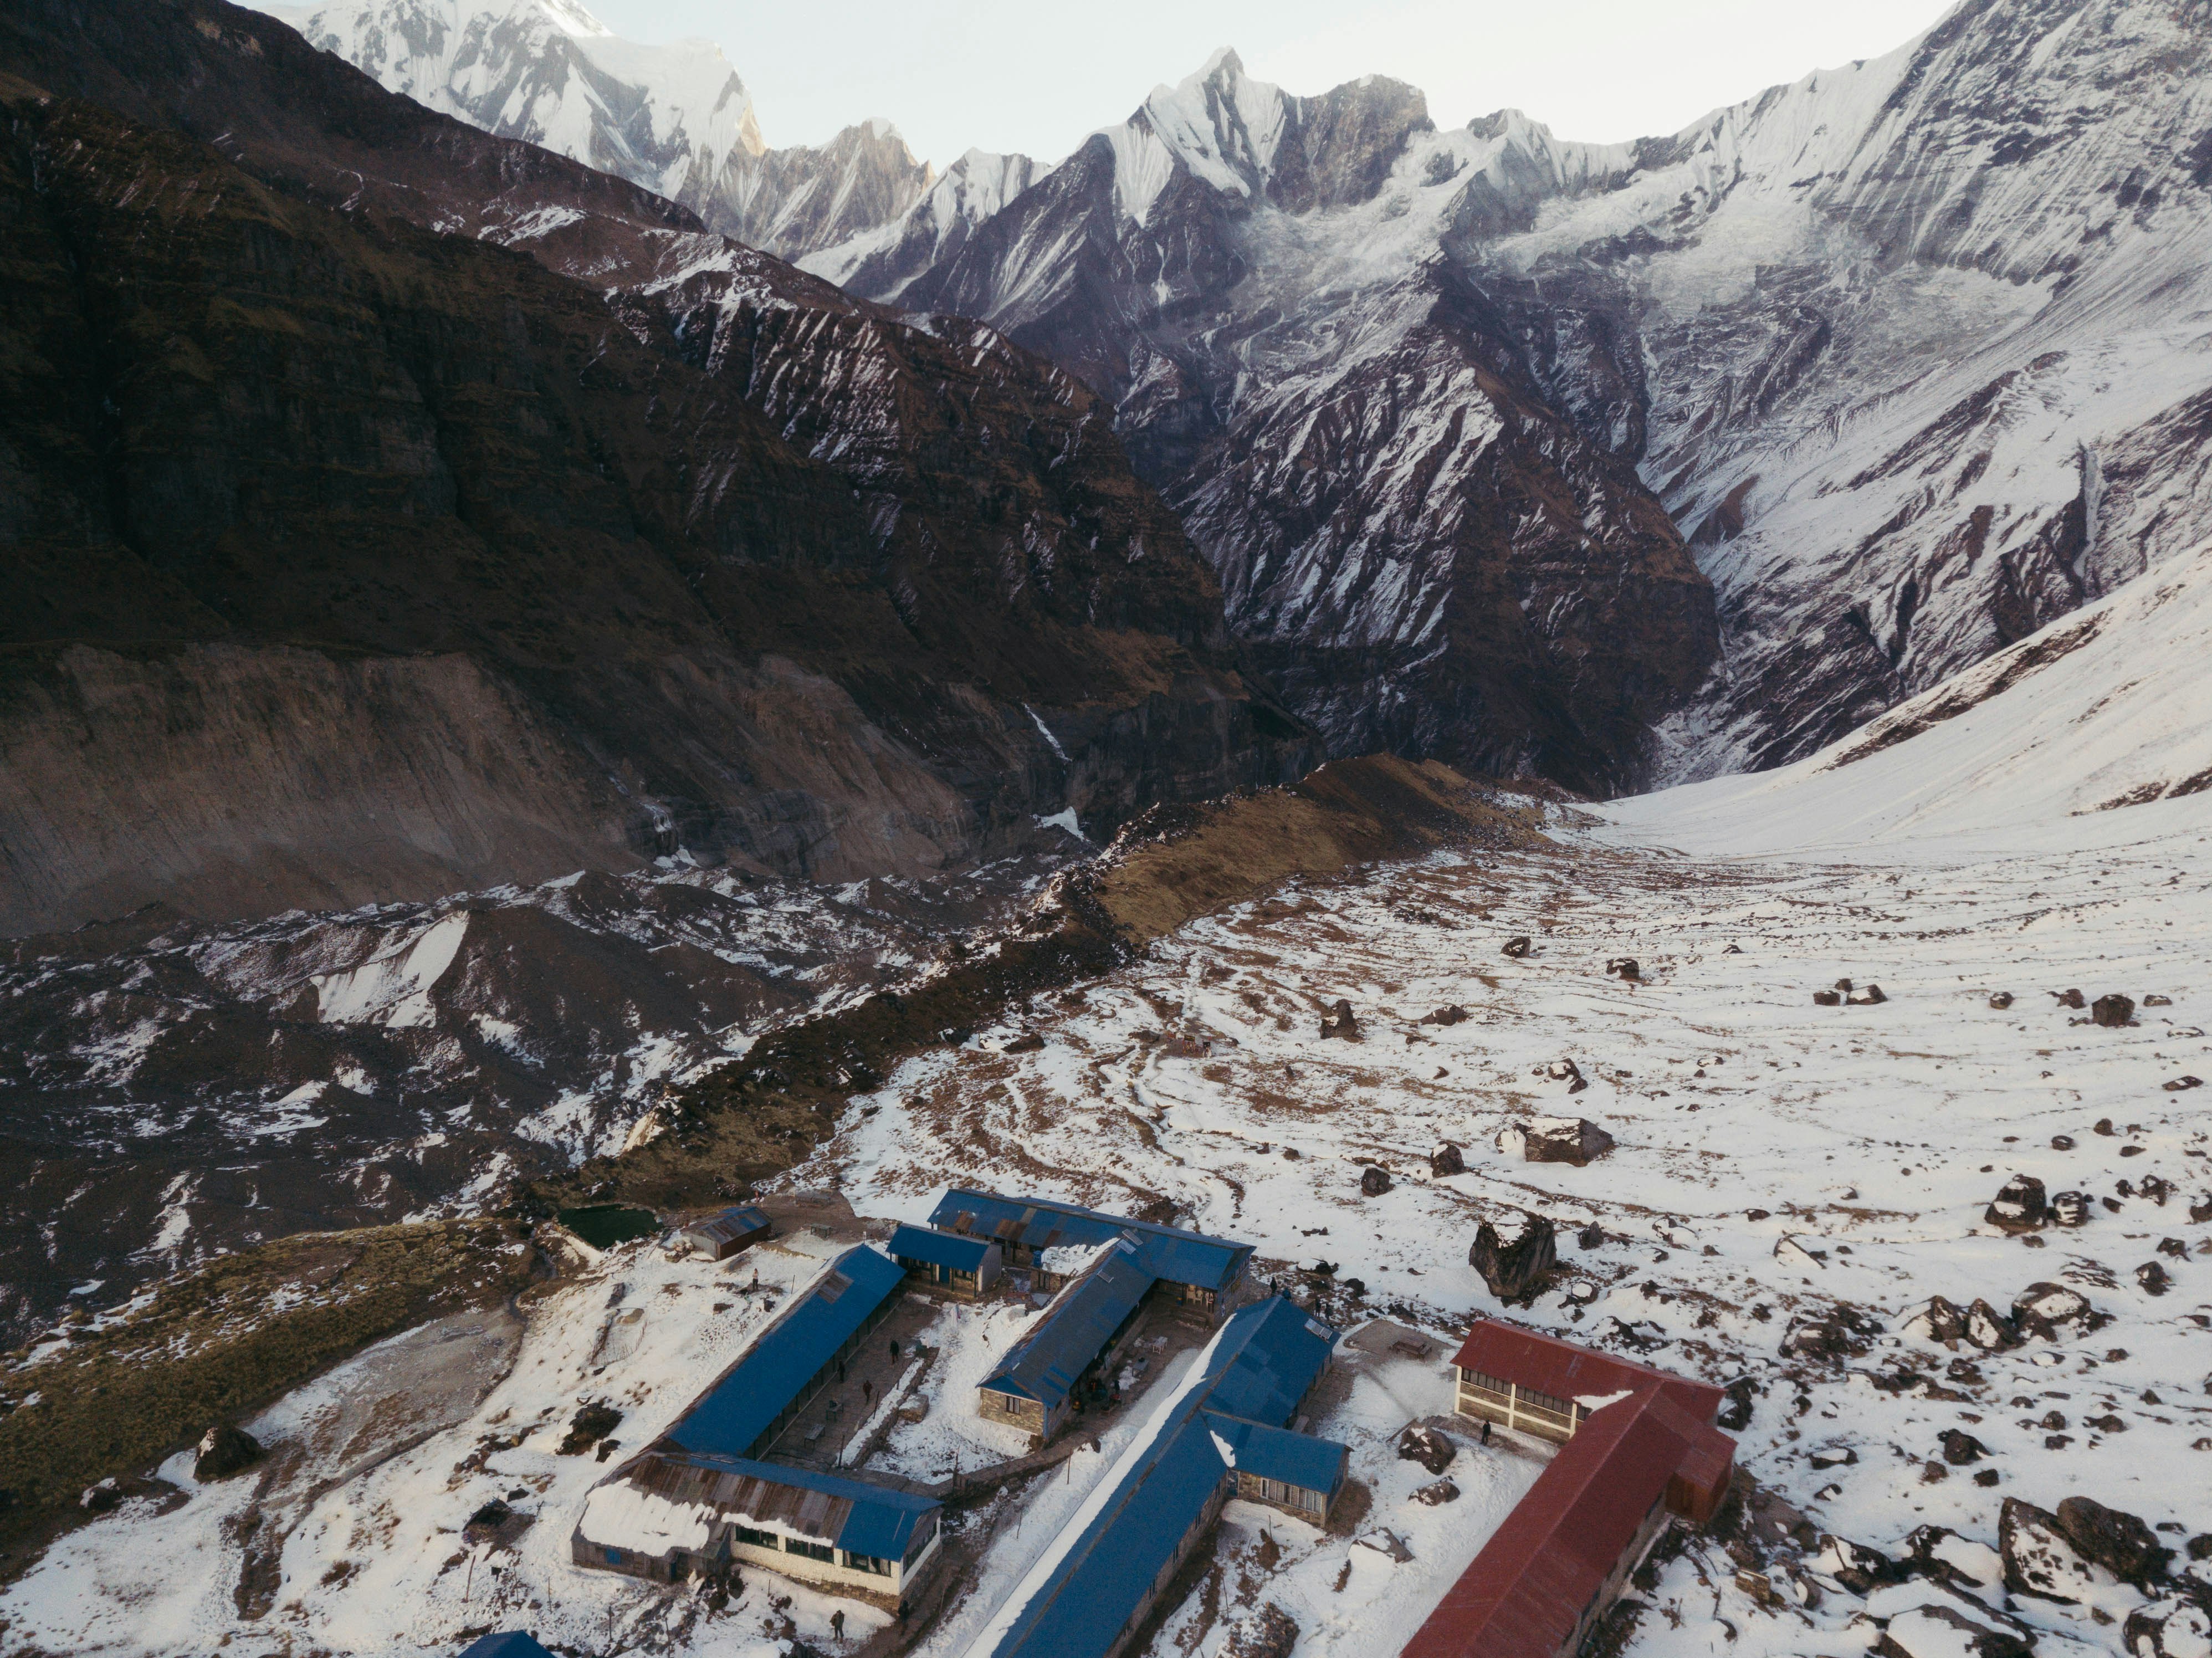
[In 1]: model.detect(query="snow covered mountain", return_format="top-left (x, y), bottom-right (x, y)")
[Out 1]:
top-left (259, 0), bottom-right (933, 258)
top-left (823, 2), bottom-right (2212, 787)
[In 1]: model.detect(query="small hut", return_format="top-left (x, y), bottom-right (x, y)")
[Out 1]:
top-left (680, 1205), bottom-right (773, 1261)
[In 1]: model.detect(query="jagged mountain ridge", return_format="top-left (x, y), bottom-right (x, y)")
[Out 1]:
top-left (0, 0), bottom-right (1308, 937)
top-left (256, 0), bottom-right (937, 260)
top-left (817, 6), bottom-right (2212, 784)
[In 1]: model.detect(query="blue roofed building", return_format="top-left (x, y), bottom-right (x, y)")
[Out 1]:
top-left (455, 1636), bottom-right (556, 1658)
top-left (888, 1223), bottom-right (1002, 1298)
top-left (928, 1189), bottom-right (1253, 1321)
top-left (977, 1237), bottom-right (1153, 1440)
top-left (953, 1295), bottom-right (1348, 1658)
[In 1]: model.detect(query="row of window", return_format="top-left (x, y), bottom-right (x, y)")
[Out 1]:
top-left (730, 1525), bottom-right (835, 1565)
top-left (1456, 1370), bottom-right (1579, 1420)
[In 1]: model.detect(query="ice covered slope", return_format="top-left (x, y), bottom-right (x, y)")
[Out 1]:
top-left (258, 0), bottom-right (932, 257)
top-left (1602, 538), bottom-right (2212, 856)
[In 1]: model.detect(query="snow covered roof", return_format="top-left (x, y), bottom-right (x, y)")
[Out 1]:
top-left (928, 1188), bottom-right (1252, 1292)
top-left (958, 1294), bottom-right (1344, 1658)
top-left (981, 1238), bottom-right (1149, 1408)
top-left (582, 1449), bottom-right (939, 1563)
top-left (888, 1223), bottom-right (997, 1272)
top-left (660, 1245), bottom-right (904, 1458)
top-left (1202, 1410), bottom-right (1346, 1495)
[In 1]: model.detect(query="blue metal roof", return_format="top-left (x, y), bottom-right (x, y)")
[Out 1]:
top-left (655, 1450), bottom-right (939, 1560)
top-left (1203, 1412), bottom-right (1348, 1495)
top-left (929, 1189), bottom-right (1252, 1293)
top-left (965, 1297), bottom-right (1340, 1658)
top-left (663, 1245), bottom-right (904, 1457)
top-left (1201, 1296), bottom-right (1338, 1425)
top-left (888, 1224), bottom-right (995, 1272)
top-left (457, 1636), bottom-right (555, 1658)
top-left (982, 1239), bottom-right (1150, 1408)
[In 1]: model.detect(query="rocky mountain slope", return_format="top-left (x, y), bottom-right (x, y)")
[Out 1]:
top-left (256, 0), bottom-right (936, 260)
top-left (815, 2), bottom-right (2212, 784)
top-left (0, 0), bottom-right (1308, 938)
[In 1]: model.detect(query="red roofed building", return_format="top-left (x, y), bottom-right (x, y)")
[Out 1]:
top-left (1402, 1322), bottom-right (1735, 1658)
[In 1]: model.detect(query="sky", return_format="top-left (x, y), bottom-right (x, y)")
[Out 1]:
top-left (578, 0), bottom-right (1961, 167)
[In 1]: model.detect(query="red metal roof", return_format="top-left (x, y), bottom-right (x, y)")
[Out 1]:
top-left (1405, 1332), bottom-right (1735, 1658)
top-left (1446, 1319), bottom-right (1725, 1419)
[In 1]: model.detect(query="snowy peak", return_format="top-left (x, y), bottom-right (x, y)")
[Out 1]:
top-left (799, 144), bottom-right (1046, 298)
top-left (258, 0), bottom-right (928, 258)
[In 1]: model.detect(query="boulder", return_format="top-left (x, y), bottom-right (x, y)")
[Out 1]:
top-left (1534, 1058), bottom-right (1590, 1094)
top-left (1965, 1299), bottom-right (2019, 1352)
top-left (1904, 1296), bottom-right (1970, 1345)
top-left (2138, 1261), bottom-right (2172, 1295)
top-left (1816, 1533), bottom-right (1906, 1594)
top-left (2053, 989), bottom-right (2086, 1009)
top-left (2050, 1191), bottom-right (2091, 1227)
top-left (1939, 1429), bottom-right (1988, 1465)
top-left (194, 1424), bottom-right (263, 1482)
top-left (1605, 957), bottom-right (1640, 981)
top-left (1499, 1115), bottom-right (1612, 1165)
top-left (1577, 1224), bottom-right (1605, 1250)
top-left (1223, 1604), bottom-right (1300, 1658)
top-left (1718, 1378), bottom-right (1757, 1431)
top-left (1501, 936), bottom-right (1532, 959)
top-left (2001, 1497), bottom-right (2109, 1603)
top-left (80, 1479), bottom-right (121, 1514)
top-left (2054, 1496), bottom-right (2171, 1588)
top-left (1360, 1165), bottom-right (1394, 1197)
top-left (2092, 994), bottom-right (2136, 1028)
top-left (1411, 1480), bottom-right (1461, 1506)
top-left (1903, 1526), bottom-right (2006, 1594)
top-left (2139, 1174), bottom-right (2175, 1206)
top-left (2163, 1076), bottom-right (2204, 1092)
top-left (463, 1498), bottom-right (514, 1542)
top-left (1990, 992), bottom-right (2016, 1010)
top-left (2123, 1600), bottom-right (2212, 1658)
top-left (1468, 1215), bottom-right (1559, 1305)
top-left (1984, 1174), bottom-right (2049, 1234)
top-left (1814, 989), bottom-right (1844, 1006)
top-left (1319, 999), bottom-right (1360, 1040)
top-left (1849, 984), bottom-right (1888, 1005)
top-left (2193, 1193), bottom-right (2212, 1225)
top-left (1430, 1142), bottom-right (1466, 1177)
top-left (1875, 1604), bottom-right (2037, 1658)
top-left (1781, 1307), bottom-right (1883, 1363)
top-left (2010, 1283), bottom-right (2093, 1342)
top-left (557, 1401), bottom-right (624, 1455)
top-left (1420, 1005), bottom-right (1468, 1026)
top-left (1397, 1424), bottom-right (1457, 1475)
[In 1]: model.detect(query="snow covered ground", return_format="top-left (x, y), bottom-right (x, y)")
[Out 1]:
top-left (13, 554), bottom-right (2210, 1655)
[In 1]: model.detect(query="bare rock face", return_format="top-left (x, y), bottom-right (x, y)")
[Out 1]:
top-left (193, 1424), bottom-right (263, 1482)
top-left (1398, 1424), bottom-right (1457, 1476)
top-left (1468, 1215), bottom-right (1559, 1304)
top-left (2001, 1498), bottom-right (2109, 1603)
top-left (1499, 1115), bottom-right (1613, 1165)
top-left (2092, 994), bottom-right (2137, 1027)
top-left (1984, 1175), bottom-right (2049, 1234)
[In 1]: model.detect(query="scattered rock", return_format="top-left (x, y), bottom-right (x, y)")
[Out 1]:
top-left (2051, 1134), bottom-right (2076, 1150)
top-left (1965, 1299), bottom-right (2019, 1352)
top-left (1360, 1165), bottom-right (1394, 1198)
top-left (2010, 1283), bottom-right (2093, 1342)
top-left (1904, 1296), bottom-right (1970, 1345)
top-left (1411, 1480), bottom-right (1461, 1506)
top-left (194, 1424), bottom-right (263, 1482)
top-left (1577, 1224), bottom-right (1605, 1250)
top-left (1781, 1306), bottom-right (1883, 1363)
top-left (1718, 1378), bottom-right (1757, 1431)
top-left (2138, 1261), bottom-right (2172, 1296)
top-left (2052, 989), bottom-right (2087, 1010)
top-left (1939, 1429), bottom-right (1988, 1465)
top-left (1814, 990), bottom-right (1844, 1006)
top-left (2191, 1194), bottom-right (2212, 1225)
top-left (1836, 979), bottom-right (1854, 992)
top-left (1903, 1526), bottom-right (2006, 1594)
top-left (1808, 1444), bottom-right (1857, 1470)
top-left (1876, 1603), bottom-right (2037, 1658)
top-left (1499, 1115), bottom-right (1613, 1165)
top-left (1605, 957), bottom-right (1641, 981)
top-left (2092, 994), bottom-right (2137, 1028)
top-left (1989, 992), bottom-right (2016, 1010)
top-left (1501, 936), bottom-right (1532, 959)
top-left (1430, 1142), bottom-right (1466, 1178)
top-left (1319, 1000), bottom-right (1360, 1041)
top-left (1397, 1424), bottom-right (1457, 1476)
top-left (1849, 984), bottom-right (1888, 1005)
top-left (1530, 1058), bottom-right (1590, 1094)
top-left (1817, 1533), bottom-right (1906, 1594)
top-left (2138, 1174), bottom-right (2174, 1205)
top-left (2050, 1191), bottom-right (2091, 1227)
top-left (2001, 1497), bottom-right (2109, 1603)
top-left (2163, 1076), bottom-right (2204, 1093)
top-left (1984, 1174), bottom-right (2049, 1235)
top-left (557, 1401), bottom-right (624, 1456)
top-left (2144, 994), bottom-right (2174, 1007)
top-left (2094, 1118), bottom-right (2117, 1135)
top-left (1420, 1005), bottom-right (1468, 1026)
top-left (2124, 1601), bottom-right (2212, 1658)
top-left (2054, 1496), bottom-right (2171, 1588)
top-left (1468, 1215), bottom-right (1559, 1305)
top-left (1223, 1604), bottom-right (1300, 1658)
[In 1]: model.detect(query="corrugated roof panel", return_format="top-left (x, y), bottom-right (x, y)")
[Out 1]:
top-left (982, 1242), bottom-right (1150, 1410)
top-left (662, 1246), bottom-right (904, 1458)
top-left (1446, 1321), bottom-right (1725, 1420)
top-left (1204, 1412), bottom-right (1347, 1494)
top-left (888, 1224), bottom-right (995, 1272)
top-left (926, 1189), bottom-right (1252, 1292)
top-left (613, 1450), bottom-right (938, 1561)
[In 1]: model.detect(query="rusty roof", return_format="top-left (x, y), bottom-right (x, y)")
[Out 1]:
top-left (1447, 1319), bottom-right (1725, 1416)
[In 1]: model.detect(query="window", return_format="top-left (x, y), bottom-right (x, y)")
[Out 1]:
top-left (1516, 1386), bottom-right (1574, 1418)
top-left (1459, 1369), bottom-right (1512, 1396)
top-left (786, 1538), bottom-right (834, 1563)
top-left (733, 1526), bottom-right (779, 1550)
top-left (842, 1550), bottom-right (893, 1576)
top-left (605, 1548), bottom-right (628, 1565)
top-left (904, 1513), bottom-right (938, 1562)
